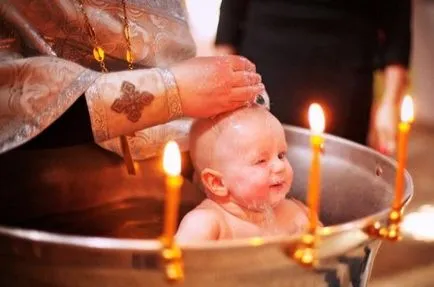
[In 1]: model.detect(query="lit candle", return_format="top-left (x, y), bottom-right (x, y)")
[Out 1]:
top-left (393, 95), bottom-right (414, 210)
top-left (307, 104), bottom-right (325, 233)
top-left (162, 141), bottom-right (183, 247)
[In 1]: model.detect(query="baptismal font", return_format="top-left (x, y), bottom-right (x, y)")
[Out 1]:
top-left (150, 96), bottom-right (418, 284)
top-left (0, 96), bottom-right (426, 287)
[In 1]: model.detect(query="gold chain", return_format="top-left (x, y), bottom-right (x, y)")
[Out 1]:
top-left (75, 0), bottom-right (134, 71)
top-left (120, 0), bottom-right (134, 70)
top-left (75, 0), bottom-right (136, 175)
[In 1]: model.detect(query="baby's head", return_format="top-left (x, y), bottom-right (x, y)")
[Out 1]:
top-left (189, 106), bottom-right (293, 211)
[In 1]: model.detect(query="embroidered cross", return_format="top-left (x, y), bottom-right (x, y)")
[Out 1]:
top-left (111, 81), bottom-right (155, 123)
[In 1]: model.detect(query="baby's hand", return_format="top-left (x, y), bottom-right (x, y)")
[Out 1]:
top-left (175, 208), bottom-right (221, 243)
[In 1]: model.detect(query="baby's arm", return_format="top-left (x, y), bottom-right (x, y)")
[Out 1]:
top-left (175, 209), bottom-right (220, 243)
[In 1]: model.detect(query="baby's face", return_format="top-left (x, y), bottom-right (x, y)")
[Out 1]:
top-left (215, 113), bottom-right (293, 211)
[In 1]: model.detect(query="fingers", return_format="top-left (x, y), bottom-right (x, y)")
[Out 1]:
top-left (229, 84), bottom-right (265, 105)
top-left (377, 127), bottom-right (396, 155)
top-left (377, 130), bottom-right (387, 154)
top-left (227, 55), bottom-right (256, 72)
top-left (232, 71), bottom-right (262, 88)
top-left (385, 132), bottom-right (396, 155)
top-left (215, 44), bottom-right (236, 56)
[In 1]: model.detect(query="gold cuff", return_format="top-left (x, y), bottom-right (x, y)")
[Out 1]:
top-left (157, 68), bottom-right (183, 120)
top-left (85, 78), bottom-right (109, 143)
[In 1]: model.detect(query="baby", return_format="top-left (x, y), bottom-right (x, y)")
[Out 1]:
top-left (175, 105), bottom-right (311, 242)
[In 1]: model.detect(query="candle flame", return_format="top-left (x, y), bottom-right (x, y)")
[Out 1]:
top-left (163, 141), bottom-right (181, 176)
top-left (401, 95), bottom-right (414, 123)
top-left (308, 103), bottom-right (325, 134)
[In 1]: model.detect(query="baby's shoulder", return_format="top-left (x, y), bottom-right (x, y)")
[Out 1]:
top-left (176, 203), bottom-right (224, 242)
top-left (280, 198), bottom-right (309, 216)
top-left (280, 198), bottom-right (323, 227)
top-left (182, 202), bottom-right (224, 225)
top-left (185, 207), bottom-right (220, 220)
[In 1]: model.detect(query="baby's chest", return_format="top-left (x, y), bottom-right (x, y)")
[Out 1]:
top-left (220, 207), bottom-right (309, 239)
top-left (221, 218), bottom-right (263, 239)
top-left (274, 208), bottom-right (309, 234)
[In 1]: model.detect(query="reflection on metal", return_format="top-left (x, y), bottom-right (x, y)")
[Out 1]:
top-left (0, 125), bottom-right (414, 287)
top-left (401, 205), bottom-right (434, 242)
top-left (291, 233), bottom-right (316, 267)
top-left (291, 103), bottom-right (325, 268)
top-left (160, 236), bottom-right (184, 282)
top-left (365, 209), bottom-right (403, 241)
top-left (248, 237), bottom-right (265, 246)
top-left (161, 142), bottom-right (184, 282)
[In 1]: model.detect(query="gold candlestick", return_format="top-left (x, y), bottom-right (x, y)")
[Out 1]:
top-left (292, 103), bottom-right (325, 267)
top-left (365, 95), bottom-right (414, 241)
top-left (393, 95), bottom-right (414, 210)
top-left (307, 103), bottom-right (325, 233)
top-left (161, 141), bottom-right (184, 282)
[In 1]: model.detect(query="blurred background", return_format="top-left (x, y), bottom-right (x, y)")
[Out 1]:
top-left (185, 0), bottom-right (434, 286)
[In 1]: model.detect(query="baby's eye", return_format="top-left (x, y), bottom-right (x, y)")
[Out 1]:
top-left (255, 159), bottom-right (267, 165)
top-left (278, 152), bottom-right (286, 160)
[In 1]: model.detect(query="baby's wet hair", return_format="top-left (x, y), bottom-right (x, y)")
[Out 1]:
top-left (189, 104), bottom-right (270, 173)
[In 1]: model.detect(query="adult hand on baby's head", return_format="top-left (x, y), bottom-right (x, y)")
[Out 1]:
top-left (170, 56), bottom-right (265, 118)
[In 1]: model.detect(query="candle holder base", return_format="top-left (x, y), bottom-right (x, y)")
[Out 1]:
top-left (160, 237), bottom-right (184, 283)
top-left (365, 209), bottom-right (403, 241)
top-left (0, 125), bottom-right (414, 287)
top-left (289, 233), bottom-right (318, 267)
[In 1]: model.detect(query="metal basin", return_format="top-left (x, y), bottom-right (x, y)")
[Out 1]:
top-left (0, 125), bottom-right (413, 287)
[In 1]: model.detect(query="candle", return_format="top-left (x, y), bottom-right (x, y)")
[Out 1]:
top-left (393, 95), bottom-right (414, 210)
top-left (162, 141), bottom-right (183, 247)
top-left (307, 103), bottom-right (325, 233)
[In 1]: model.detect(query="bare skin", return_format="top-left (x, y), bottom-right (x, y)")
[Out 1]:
top-left (369, 65), bottom-right (408, 155)
top-left (176, 106), bottom-right (311, 243)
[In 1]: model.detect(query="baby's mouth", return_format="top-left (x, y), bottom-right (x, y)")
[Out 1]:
top-left (270, 181), bottom-right (285, 189)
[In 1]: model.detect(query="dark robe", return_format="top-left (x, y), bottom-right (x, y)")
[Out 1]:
top-left (216, 0), bottom-right (411, 144)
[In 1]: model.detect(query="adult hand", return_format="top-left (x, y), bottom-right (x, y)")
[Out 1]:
top-left (213, 47), bottom-right (271, 110)
top-left (214, 44), bottom-right (236, 55)
top-left (370, 100), bottom-right (398, 155)
top-left (369, 65), bottom-right (408, 156)
top-left (170, 56), bottom-right (264, 118)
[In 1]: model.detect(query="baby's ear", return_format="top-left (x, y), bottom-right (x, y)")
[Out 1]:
top-left (201, 168), bottom-right (228, 197)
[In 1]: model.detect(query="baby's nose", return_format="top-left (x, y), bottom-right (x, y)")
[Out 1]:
top-left (271, 158), bottom-right (285, 173)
